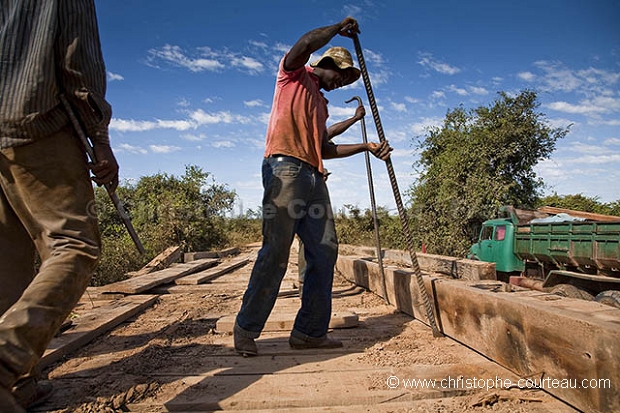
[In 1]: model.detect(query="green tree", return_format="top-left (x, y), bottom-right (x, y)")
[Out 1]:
top-left (335, 205), bottom-right (405, 250)
top-left (409, 90), bottom-right (570, 257)
top-left (93, 165), bottom-right (236, 285)
top-left (130, 165), bottom-right (236, 252)
top-left (539, 193), bottom-right (620, 217)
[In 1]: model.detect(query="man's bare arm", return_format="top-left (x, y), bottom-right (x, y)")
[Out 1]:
top-left (284, 17), bottom-right (360, 72)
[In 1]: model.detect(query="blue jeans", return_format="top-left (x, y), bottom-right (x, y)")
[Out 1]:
top-left (235, 156), bottom-right (338, 339)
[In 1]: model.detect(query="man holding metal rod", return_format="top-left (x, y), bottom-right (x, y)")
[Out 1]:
top-left (234, 17), bottom-right (392, 356)
top-left (0, 1), bottom-right (118, 410)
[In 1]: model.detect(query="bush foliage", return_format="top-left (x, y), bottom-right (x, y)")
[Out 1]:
top-left (92, 90), bottom-right (620, 285)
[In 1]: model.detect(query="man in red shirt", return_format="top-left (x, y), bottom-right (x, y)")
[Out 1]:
top-left (235, 17), bottom-right (391, 356)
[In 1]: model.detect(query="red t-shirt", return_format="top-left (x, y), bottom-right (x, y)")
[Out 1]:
top-left (264, 56), bottom-right (329, 173)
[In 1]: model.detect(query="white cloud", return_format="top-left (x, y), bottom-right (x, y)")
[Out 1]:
top-left (230, 55), bottom-right (264, 74)
top-left (469, 86), bottom-right (489, 95)
top-left (568, 153), bottom-right (620, 165)
top-left (333, 105), bottom-right (358, 117)
top-left (361, 49), bottom-right (384, 65)
top-left (147, 44), bottom-right (224, 72)
top-left (517, 71), bottom-right (536, 82)
top-left (596, 119), bottom-right (620, 126)
top-left (110, 119), bottom-right (153, 132)
top-left (570, 142), bottom-right (605, 155)
top-left (182, 133), bottom-right (205, 141)
top-left (147, 44), bottom-right (268, 75)
top-left (547, 101), bottom-right (609, 115)
top-left (117, 143), bottom-right (147, 154)
top-left (155, 120), bottom-right (194, 130)
top-left (390, 148), bottom-right (415, 158)
top-left (244, 99), bottom-right (266, 108)
top-left (342, 4), bottom-right (363, 18)
top-left (447, 84), bottom-right (468, 96)
top-left (546, 117), bottom-right (575, 129)
top-left (150, 145), bottom-right (181, 154)
top-left (390, 102), bottom-right (407, 112)
top-left (528, 61), bottom-right (620, 99)
top-left (417, 52), bottom-right (460, 75)
top-left (409, 117), bottom-right (443, 137)
top-left (107, 71), bottom-right (124, 82)
top-left (110, 118), bottom-right (194, 132)
top-left (431, 90), bottom-right (446, 100)
top-left (249, 40), bottom-right (268, 49)
top-left (190, 109), bottom-right (234, 125)
top-left (212, 140), bottom-right (236, 148)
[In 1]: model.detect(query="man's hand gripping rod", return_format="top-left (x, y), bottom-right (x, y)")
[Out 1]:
top-left (350, 34), bottom-right (443, 337)
top-left (60, 95), bottom-right (146, 254)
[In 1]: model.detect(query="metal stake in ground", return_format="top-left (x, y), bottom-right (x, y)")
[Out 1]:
top-left (351, 34), bottom-right (443, 337)
top-left (345, 96), bottom-right (389, 305)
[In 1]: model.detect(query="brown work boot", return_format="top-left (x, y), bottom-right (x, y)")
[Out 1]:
top-left (0, 385), bottom-right (26, 413)
top-left (234, 325), bottom-right (258, 357)
top-left (12, 377), bottom-right (54, 409)
top-left (289, 334), bottom-right (343, 349)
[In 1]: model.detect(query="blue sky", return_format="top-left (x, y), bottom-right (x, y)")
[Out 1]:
top-left (97, 0), bottom-right (620, 215)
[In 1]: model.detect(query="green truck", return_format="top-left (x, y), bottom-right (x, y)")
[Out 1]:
top-left (468, 206), bottom-right (620, 308)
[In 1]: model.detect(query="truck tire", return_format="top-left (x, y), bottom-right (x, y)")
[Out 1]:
top-left (594, 290), bottom-right (620, 309)
top-left (551, 284), bottom-right (594, 301)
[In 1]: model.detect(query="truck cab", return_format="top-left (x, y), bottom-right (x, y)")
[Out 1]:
top-left (468, 218), bottom-right (524, 275)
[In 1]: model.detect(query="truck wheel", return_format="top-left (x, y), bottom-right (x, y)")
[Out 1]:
top-left (551, 284), bottom-right (594, 301)
top-left (594, 291), bottom-right (620, 309)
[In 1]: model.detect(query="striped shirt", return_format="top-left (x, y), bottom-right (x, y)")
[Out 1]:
top-left (0, 0), bottom-right (111, 149)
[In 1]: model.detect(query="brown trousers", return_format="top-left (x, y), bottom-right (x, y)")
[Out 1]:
top-left (0, 127), bottom-right (100, 389)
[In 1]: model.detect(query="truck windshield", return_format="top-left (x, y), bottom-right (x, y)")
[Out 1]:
top-left (481, 226), bottom-right (494, 240)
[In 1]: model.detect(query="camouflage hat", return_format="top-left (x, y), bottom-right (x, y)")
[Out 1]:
top-left (310, 46), bottom-right (361, 84)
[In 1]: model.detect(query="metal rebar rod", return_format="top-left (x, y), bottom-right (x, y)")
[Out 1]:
top-left (60, 95), bottom-right (146, 254)
top-left (351, 34), bottom-right (443, 337)
top-left (345, 96), bottom-right (389, 305)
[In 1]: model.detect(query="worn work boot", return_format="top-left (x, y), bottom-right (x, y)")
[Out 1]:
top-left (0, 385), bottom-right (26, 413)
top-left (234, 325), bottom-right (258, 357)
top-left (12, 377), bottom-right (54, 409)
top-left (289, 334), bottom-right (343, 349)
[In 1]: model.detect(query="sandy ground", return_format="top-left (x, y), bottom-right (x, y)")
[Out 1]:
top-left (34, 246), bottom-right (573, 413)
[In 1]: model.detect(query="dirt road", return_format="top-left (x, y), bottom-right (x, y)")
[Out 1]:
top-left (36, 245), bottom-right (574, 412)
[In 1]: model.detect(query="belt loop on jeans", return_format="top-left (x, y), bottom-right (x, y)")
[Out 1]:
top-left (269, 154), bottom-right (302, 166)
top-left (268, 154), bottom-right (321, 174)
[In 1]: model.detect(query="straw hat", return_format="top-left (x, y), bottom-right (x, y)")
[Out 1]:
top-left (310, 47), bottom-right (361, 84)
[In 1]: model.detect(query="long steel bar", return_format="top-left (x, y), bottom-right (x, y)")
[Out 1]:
top-left (351, 34), bottom-right (442, 336)
top-left (60, 95), bottom-right (146, 254)
top-left (345, 96), bottom-right (389, 305)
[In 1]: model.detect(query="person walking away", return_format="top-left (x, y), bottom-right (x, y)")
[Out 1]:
top-left (0, 1), bottom-right (119, 410)
top-left (234, 17), bottom-right (391, 356)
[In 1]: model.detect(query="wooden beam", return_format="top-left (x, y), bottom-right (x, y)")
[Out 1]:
top-left (538, 206), bottom-right (620, 222)
top-left (337, 246), bottom-right (496, 281)
top-left (175, 257), bottom-right (249, 285)
top-left (126, 245), bottom-right (181, 278)
top-left (336, 255), bottom-right (620, 413)
top-left (40, 295), bottom-right (158, 368)
top-left (184, 247), bottom-right (240, 262)
top-left (99, 258), bottom-right (218, 294)
top-left (215, 311), bottom-right (359, 333)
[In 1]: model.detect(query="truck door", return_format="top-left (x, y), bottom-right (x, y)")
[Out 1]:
top-left (478, 224), bottom-right (508, 265)
top-left (477, 225), bottom-right (496, 263)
